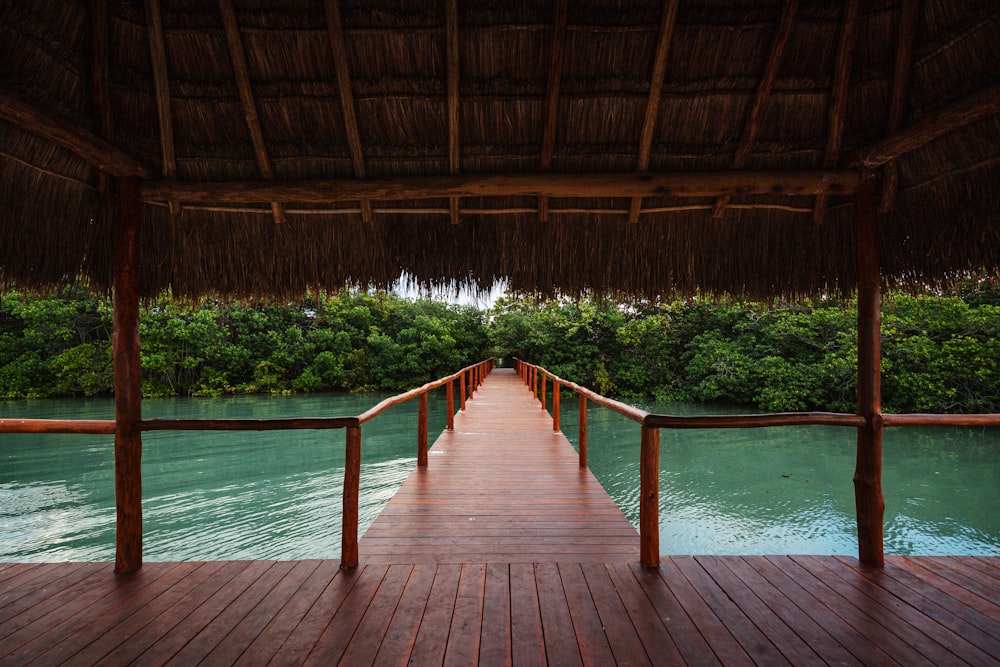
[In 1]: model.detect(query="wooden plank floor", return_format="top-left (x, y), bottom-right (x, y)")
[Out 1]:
top-left (359, 367), bottom-right (639, 563)
top-left (3, 369), bottom-right (999, 664)
top-left (1, 556), bottom-right (998, 665)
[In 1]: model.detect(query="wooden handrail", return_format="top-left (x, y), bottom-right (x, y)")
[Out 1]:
top-left (0, 419), bottom-right (116, 434)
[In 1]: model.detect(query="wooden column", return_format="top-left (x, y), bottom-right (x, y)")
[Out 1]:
top-left (639, 425), bottom-right (660, 567)
top-left (540, 373), bottom-right (547, 411)
top-left (578, 395), bottom-right (587, 468)
top-left (113, 175), bottom-right (143, 574)
top-left (459, 371), bottom-right (466, 411)
top-left (552, 382), bottom-right (560, 432)
top-left (417, 392), bottom-right (429, 466)
top-left (446, 379), bottom-right (455, 430)
top-left (341, 424), bottom-right (361, 569)
top-left (854, 172), bottom-right (885, 567)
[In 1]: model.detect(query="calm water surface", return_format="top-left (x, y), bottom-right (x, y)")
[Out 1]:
top-left (1, 393), bottom-right (997, 561)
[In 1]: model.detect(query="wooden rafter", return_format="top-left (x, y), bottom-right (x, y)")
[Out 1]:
top-left (324, 0), bottom-right (372, 225)
top-left (880, 0), bottom-right (921, 213)
top-left (144, 0), bottom-right (180, 215)
top-left (217, 0), bottom-right (285, 224)
top-left (538, 0), bottom-right (569, 223)
top-left (813, 0), bottom-right (860, 224)
top-left (446, 0), bottom-right (460, 224)
top-left (713, 0), bottom-right (798, 219)
top-left (628, 0), bottom-right (681, 223)
top-left (851, 82), bottom-right (1000, 168)
top-left (0, 87), bottom-right (152, 179)
top-left (140, 169), bottom-right (861, 204)
top-left (89, 0), bottom-right (113, 203)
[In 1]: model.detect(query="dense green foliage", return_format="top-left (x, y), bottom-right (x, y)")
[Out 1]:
top-left (2, 287), bottom-right (999, 414)
top-left (0, 289), bottom-right (489, 398)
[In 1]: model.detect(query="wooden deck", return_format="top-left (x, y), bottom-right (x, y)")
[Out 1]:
top-left (2, 369), bottom-right (999, 665)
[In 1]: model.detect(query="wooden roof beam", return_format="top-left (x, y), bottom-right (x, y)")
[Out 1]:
top-left (89, 0), bottom-right (113, 202)
top-left (324, 0), bottom-right (372, 225)
top-left (850, 82), bottom-right (1000, 169)
top-left (713, 0), bottom-right (798, 219)
top-left (628, 0), bottom-right (681, 223)
top-left (0, 87), bottom-right (153, 179)
top-left (814, 0), bottom-right (860, 224)
top-left (218, 0), bottom-right (285, 224)
top-left (144, 0), bottom-right (180, 216)
top-left (538, 0), bottom-right (569, 223)
top-left (141, 169), bottom-right (860, 204)
top-left (446, 0), bottom-right (460, 225)
top-left (879, 0), bottom-right (920, 213)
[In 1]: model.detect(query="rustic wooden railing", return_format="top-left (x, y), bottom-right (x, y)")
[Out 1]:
top-left (512, 358), bottom-right (1000, 568)
top-left (0, 358), bottom-right (494, 572)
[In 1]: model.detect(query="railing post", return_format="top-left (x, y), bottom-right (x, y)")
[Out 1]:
top-left (446, 378), bottom-right (455, 430)
top-left (579, 395), bottom-right (587, 468)
top-left (113, 175), bottom-right (143, 575)
top-left (541, 373), bottom-right (547, 411)
top-left (855, 171), bottom-right (885, 567)
top-left (341, 424), bottom-right (361, 570)
top-left (553, 381), bottom-right (560, 432)
top-left (418, 391), bottom-right (429, 466)
top-left (532, 367), bottom-right (537, 399)
top-left (640, 425), bottom-right (660, 567)
top-left (459, 371), bottom-right (466, 411)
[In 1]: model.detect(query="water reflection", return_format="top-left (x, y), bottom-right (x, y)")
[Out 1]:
top-left (1, 394), bottom-right (997, 560)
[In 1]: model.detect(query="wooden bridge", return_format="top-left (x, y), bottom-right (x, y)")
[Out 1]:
top-left (2, 367), bottom-right (999, 665)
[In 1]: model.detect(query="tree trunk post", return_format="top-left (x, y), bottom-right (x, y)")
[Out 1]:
top-left (417, 391), bottom-right (429, 466)
top-left (459, 371), bottom-right (466, 411)
top-left (854, 171), bottom-right (885, 567)
top-left (341, 424), bottom-right (361, 569)
top-left (552, 381), bottom-right (560, 432)
top-left (113, 175), bottom-right (143, 575)
top-left (640, 425), bottom-right (660, 567)
top-left (578, 395), bottom-right (587, 468)
top-left (446, 379), bottom-right (455, 430)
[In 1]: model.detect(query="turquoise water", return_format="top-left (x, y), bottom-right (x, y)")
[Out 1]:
top-left (1, 393), bottom-right (997, 561)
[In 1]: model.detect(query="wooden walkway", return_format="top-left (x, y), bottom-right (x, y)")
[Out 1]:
top-left (2, 369), bottom-right (999, 665)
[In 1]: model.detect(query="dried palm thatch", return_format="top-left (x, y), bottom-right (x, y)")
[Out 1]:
top-left (1, 0), bottom-right (998, 300)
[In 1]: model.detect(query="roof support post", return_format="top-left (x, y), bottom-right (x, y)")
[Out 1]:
top-left (854, 171), bottom-right (885, 568)
top-left (113, 175), bottom-right (143, 574)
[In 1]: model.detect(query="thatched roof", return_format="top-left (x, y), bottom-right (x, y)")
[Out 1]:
top-left (1, 0), bottom-right (998, 299)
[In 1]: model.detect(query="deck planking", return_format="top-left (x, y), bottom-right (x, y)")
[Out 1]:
top-left (358, 368), bottom-right (639, 563)
top-left (2, 369), bottom-right (999, 664)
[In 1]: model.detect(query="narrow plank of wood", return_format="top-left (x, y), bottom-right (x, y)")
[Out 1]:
top-left (0, 562), bottom-right (90, 622)
top-left (337, 564), bottom-right (414, 666)
top-left (509, 562), bottom-right (546, 665)
top-left (0, 563), bottom-right (43, 587)
top-left (443, 563), bottom-right (486, 666)
top-left (605, 561), bottom-right (685, 665)
top-left (952, 555), bottom-right (1000, 583)
top-left (792, 555), bottom-right (974, 665)
top-left (655, 558), bottom-right (753, 666)
top-left (579, 562), bottom-right (650, 665)
top-left (233, 560), bottom-right (343, 666)
top-left (838, 556), bottom-right (1000, 656)
top-left (910, 556), bottom-right (1000, 608)
top-left (695, 557), bottom-right (823, 666)
top-left (68, 561), bottom-right (230, 666)
top-left (719, 557), bottom-right (862, 667)
top-left (270, 564), bottom-right (369, 664)
top-left (744, 556), bottom-right (897, 665)
top-left (163, 561), bottom-right (298, 666)
top-left (625, 562), bottom-right (718, 665)
top-left (673, 556), bottom-right (789, 666)
top-left (0, 563), bottom-right (119, 656)
top-left (300, 563), bottom-right (391, 666)
top-left (130, 560), bottom-right (276, 667)
top-left (559, 563), bottom-right (617, 666)
top-left (478, 563), bottom-right (512, 666)
top-left (534, 562), bottom-right (583, 666)
top-left (19, 562), bottom-right (191, 665)
top-left (407, 563), bottom-right (463, 665)
top-left (372, 563), bottom-right (438, 665)
top-left (200, 560), bottom-right (323, 666)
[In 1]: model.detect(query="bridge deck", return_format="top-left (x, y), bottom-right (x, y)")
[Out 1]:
top-left (359, 367), bottom-right (638, 563)
top-left (2, 368), bottom-right (998, 664)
